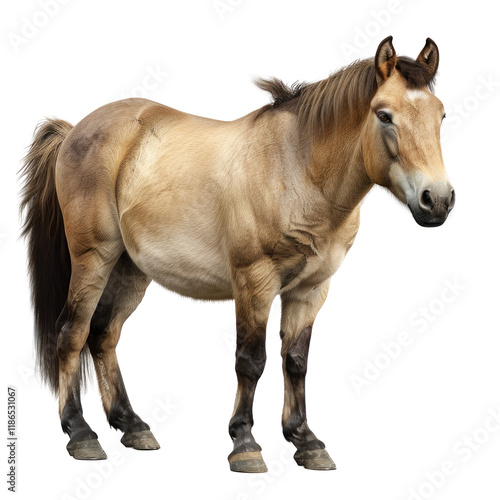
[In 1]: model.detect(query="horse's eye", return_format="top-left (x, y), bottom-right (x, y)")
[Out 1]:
top-left (377, 111), bottom-right (392, 124)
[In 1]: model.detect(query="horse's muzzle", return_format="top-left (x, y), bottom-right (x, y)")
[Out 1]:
top-left (409, 183), bottom-right (455, 227)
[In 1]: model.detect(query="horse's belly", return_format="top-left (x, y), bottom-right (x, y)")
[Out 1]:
top-left (155, 263), bottom-right (233, 300)
top-left (135, 243), bottom-right (233, 300)
top-left (120, 212), bottom-right (233, 300)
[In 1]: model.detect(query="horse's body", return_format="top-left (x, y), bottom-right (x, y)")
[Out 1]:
top-left (20, 37), bottom-right (454, 471)
top-left (59, 98), bottom-right (357, 301)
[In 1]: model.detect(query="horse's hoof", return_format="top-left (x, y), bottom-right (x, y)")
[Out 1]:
top-left (121, 430), bottom-right (160, 450)
top-left (294, 449), bottom-right (336, 470)
top-left (67, 439), bottom-right (107, 460)
top-left (228, 451), bottom-right (268, 473)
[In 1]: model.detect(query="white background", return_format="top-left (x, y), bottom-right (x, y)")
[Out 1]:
top-left (2, 1), bottom-right (499, 499)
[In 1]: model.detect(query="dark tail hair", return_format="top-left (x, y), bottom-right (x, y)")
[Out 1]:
top-left (20, 119), bottom-right (75, 394)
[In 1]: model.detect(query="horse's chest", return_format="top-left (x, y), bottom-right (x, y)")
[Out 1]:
top-left (278, 225), bottom-right (358, 292)
top-left (301, 241), bottom-right (348, 285)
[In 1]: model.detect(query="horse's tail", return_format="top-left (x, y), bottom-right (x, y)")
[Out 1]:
top-left (20, 119), bottom-right (73, 394)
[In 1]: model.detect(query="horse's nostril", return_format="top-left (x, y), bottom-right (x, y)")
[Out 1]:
top-left (420, 189), bottom-right (434, 211)
top-left (448, 189), bottom-right (456, 210)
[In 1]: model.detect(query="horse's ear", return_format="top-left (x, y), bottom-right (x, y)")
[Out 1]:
top-left (416, 38), bottom-right (439, 79)
top-left (375, 36), bottom-right (397, 82)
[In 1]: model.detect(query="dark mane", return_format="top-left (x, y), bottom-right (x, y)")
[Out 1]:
top-left (254, 56), bottom-right (436, 137)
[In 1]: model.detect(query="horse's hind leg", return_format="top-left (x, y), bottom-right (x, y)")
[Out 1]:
top-left (57, 242), bottom-right (123, 460)
top-left (86, 252), bottom-right (158, 450)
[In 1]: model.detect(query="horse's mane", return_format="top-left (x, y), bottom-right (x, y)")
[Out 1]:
top-left (254, 56), bottom-right (436, 137)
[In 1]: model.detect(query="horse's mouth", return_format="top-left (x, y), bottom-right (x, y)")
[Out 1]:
top-left (408, 204), bottom-right (450, 227)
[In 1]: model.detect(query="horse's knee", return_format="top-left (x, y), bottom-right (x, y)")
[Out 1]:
top-left (284, 326), bottom-right (312, 378)
top-left (235, 327), bottom-right (267, 380)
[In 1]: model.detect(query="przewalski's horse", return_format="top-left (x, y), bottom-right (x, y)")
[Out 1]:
top-left (20, 36), bottom-right (454, 472)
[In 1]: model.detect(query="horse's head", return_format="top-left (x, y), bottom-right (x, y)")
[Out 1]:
top-left (362, 36), bottom-right (454, 227)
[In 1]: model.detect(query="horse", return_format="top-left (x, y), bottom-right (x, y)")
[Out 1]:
top-left (20, 36), bottom-right (454, 472)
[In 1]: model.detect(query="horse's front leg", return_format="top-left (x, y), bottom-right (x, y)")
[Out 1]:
top-left (228, 258), bottom-right (280, 473)
top-left (280, 280), bottom-right (336, 470)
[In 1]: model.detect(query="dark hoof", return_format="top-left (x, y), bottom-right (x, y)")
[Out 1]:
top-left (67, 439), bottom-right (107, 460)
top-left (294, 449), bottom-right (336, 470)
top-left (121, 430), bottom-right (160, 450)
top-left (228, 451), bottom-right (268, 473)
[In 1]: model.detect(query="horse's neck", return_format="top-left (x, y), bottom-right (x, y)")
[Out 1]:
top-left (302, 122), bottom-right (373, 223)
top-left (247, 110), bottom-right (372, 229)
